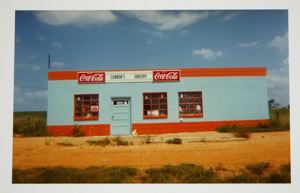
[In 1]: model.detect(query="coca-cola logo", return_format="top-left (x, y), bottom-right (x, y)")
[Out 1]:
top-left (91, 106), bottom-right (99, 112)
top-left (78, 72), bottom-right (105, 84)
top-left (153, 70), bottom-right (180, 82)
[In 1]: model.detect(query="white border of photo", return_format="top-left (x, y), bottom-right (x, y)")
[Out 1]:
top-left (0, 0), bottom-right (299, 193)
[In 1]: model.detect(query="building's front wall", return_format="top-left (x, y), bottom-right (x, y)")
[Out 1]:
top-left (47, 71), bottom-right (269, 136)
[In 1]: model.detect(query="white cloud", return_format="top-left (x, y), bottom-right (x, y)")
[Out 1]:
top-left (267, 56), bottom-right (289, 106)
top-left (238, 41), bottom-right (259, 48)
top-left (52, 41), bottom-right (62, 49)
top-left (152, 31), bottom-right (169, 39)
top-left (17, 63), bottom-right (41, 71)
top-left (123, 11), bottom-right (209, 31)
top-left (24, 90), bottom-right (48, 99)
top-left (52, 61), bottom-right (65, 67)
top-left (14, 86), bottom-right (47, 110)
top-left (269, 31), bottom-right (288, 51)
top-left (177, 30), bottom-right (190, 38)
top-left (222, 12), bottom-right (240, 21)
top-left (34, 11), bottom-right (117, 26)
top-left (14, 86), bottom-right (26, 104)
top-left (192, 48), bottom-right (223, 60)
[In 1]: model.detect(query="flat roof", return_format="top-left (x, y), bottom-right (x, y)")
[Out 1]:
top-left (48, 67), bottom-right (267, 81)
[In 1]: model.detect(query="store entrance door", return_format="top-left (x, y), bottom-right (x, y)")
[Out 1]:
top-left (111, 98), bottom-right (131, 135)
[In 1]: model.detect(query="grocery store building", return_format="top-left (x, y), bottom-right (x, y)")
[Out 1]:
top-left (47, 67), bottom-right (269, 136)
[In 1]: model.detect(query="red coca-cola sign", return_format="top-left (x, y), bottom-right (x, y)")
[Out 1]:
top-left (153, 70), bottom-right (180, 82)
top-left (77, 72), bottom-right (105, 84)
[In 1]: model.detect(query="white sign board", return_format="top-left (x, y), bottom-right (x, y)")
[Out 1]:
top-left (106, 71), bottom-right (152, 83)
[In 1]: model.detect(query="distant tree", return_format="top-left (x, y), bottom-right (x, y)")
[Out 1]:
top-left (268, 98), bottom-right (280, 109)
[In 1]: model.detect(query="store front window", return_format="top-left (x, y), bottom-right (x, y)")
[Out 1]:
top-left (74, 94), bottom-right (99, 121)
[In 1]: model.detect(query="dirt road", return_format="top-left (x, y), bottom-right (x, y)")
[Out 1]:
top-left (13, 131), bottom-right (290, 170)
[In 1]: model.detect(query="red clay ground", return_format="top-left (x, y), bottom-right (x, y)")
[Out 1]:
top-left (13, 131), bottom-right (290, 171)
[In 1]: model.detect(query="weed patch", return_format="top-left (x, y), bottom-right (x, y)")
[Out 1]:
top-left (56, 142), bottom-right (74, 147)
top-left (166, 138), bottom-right (182, 144)
top-left (12, 162), bottom-right (291, 183)
top-left (111, 137), bottom-right (130, 146)
top-left (246, 162), bottom-right (270, 175)
top-left (87, 138), bottom-right (111, 146)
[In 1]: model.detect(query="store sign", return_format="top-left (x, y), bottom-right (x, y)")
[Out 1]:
top-left (106, 71), bottom-right (152, 83)
top-left (153, 70), bottom-right (180, 82)
top-left (78, 72), bottom-right (105, 84)
top-left (77, 70), bottom-right (181, 84)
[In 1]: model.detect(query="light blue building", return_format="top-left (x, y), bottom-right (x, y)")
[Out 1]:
top-left (47, 67), bottom-right (269, 136)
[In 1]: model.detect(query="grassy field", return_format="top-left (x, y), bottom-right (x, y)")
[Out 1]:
top-left (13, 111), bottom-right (46, 136)
top-left (12, 108), bottom-right (290, 183)
top-left (13, 162), bottom-right (290, 183)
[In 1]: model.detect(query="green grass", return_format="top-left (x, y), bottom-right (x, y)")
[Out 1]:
top-left (12, 162), bottom-right (290, 183)
top-left (142, 163), bottom-right (219, 183)
top-left (13, 111), bottom-right (47, 136)
top-left (87, 138), bottom-right (111, 146)
top-left (13, 166), bottom-right (138, 183)
top-left (245, 162), bottom-right (270, 175)
top-left (216, 108), bottom-right (290, 136)
top-left (111, 137), bottom-right (130, 146)
top-left (56, 142), bottom-right (75, 147)
top-left (166, 138), bottom-right (182, 144)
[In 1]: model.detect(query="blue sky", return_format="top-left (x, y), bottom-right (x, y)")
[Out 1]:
top-left (14, 10), bottom-right (289, 111)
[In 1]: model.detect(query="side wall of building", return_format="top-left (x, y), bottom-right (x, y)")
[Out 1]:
top-left (47, 76), bottom-right (269, 135)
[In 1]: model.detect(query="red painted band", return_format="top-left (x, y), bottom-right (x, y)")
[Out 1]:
top-left (47, 124), bottom-right (110, 136)
top-left (47, 119), bottom-right (268, 136)
top-left (132, 119), bottom-right (269, 135)
top-left (48, 67), bottom-right (267, 81)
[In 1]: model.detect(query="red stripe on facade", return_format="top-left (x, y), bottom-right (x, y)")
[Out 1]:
top-left (132, 119), bottom-right (269, 135)
top-left (47, 119), bottom-right (268, 136)
top-left (47, 124), bottom-right (110, 136)
top-left (48, 67), bottom-right (267, 81)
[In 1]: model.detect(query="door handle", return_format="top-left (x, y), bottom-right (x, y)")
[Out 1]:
top-left (112, 115), bottom-right (114, 120)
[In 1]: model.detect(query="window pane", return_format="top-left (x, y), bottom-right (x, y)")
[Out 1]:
top-left (152, 99), bottom-right (158, 104)
top-left (74, 94), bottom-right (99, 120)
top-left (144, 105), bottom-right (151, 110)
top-left (143, 92), bottom-right (168, 118)
top-left (144, 99), bottom-right (150, 104)
top-left (178, 92), bottom-right (203, 117)
top-left (160, 104), bottom-right (167, 110)
top-left (152, 105), bottom-right (159, 110)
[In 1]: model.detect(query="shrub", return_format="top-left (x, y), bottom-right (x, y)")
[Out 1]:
top-left (13, 112), bottom-right (47, 136)
top-left (266, 162), bottom-right (291, 183)
top-left (245, 162), bottom-right (270, 175)
top-left (145, 136), bottom-right (152, 144)
top-left (225, 170), bottom-right (258, 183)
top-left (166, 138), bottom-right (182, 144)
top-left (12, 162), bottom-right (291, 183)
top-left (87, 138), bottom-right (110, 146)
top-left (111, 137), bottom-right (129, 146)
top-left (56, 142), bottom-right (74, 147)
top-left (72, 125), bottom-right (84, 137)
top-left (13, 166), bottom-right (138, 183)
top-left (217, 125), bottom-right (251, 139)
top-left (216, 125), bottom-right (238, 133)
top-left (234, 127), bottom-right (251, 139)
top-left (142, 163), bottom-right (220, 183)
